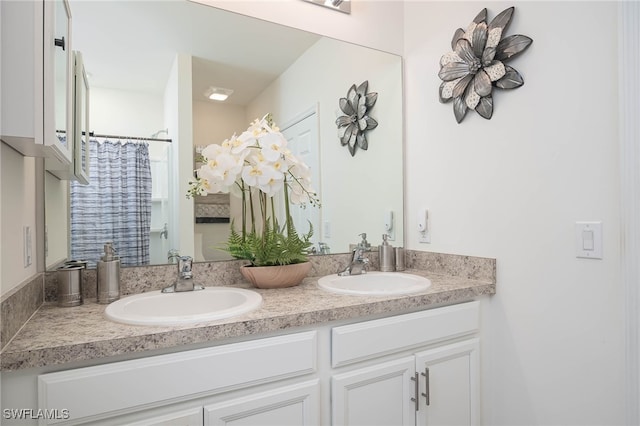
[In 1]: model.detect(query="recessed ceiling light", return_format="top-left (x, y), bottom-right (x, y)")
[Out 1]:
top-left (204, 87), bottom-right (233, 102)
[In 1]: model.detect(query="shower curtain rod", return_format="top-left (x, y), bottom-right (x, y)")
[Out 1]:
top-left (86, 131), bottom-right (172, 143)
top-left (57, 130), bottom-right (172, 143)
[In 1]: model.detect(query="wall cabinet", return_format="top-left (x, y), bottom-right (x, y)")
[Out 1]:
top-left (1, 0), bottom-right (90, 183)
top-left (1, 0), bottom-right (73, 165)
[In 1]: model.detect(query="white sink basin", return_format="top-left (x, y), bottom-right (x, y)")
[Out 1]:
top-left (105, 287), bottom-right (262, 326)
top-left (317, 271), bottom-right (431, 296)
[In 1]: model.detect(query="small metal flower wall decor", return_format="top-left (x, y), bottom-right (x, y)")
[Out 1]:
top-left (438, 7), bottom-right (533, 123)
top-left (336, 81), bottom-right (378, 156)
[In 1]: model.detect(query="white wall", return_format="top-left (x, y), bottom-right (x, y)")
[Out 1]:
top-left (248, 37), bottom-right (404, 252)
top-left (90, 87), bottom-right (164, 137)
top-left (0, 147), bottom-right (38, 295)
top-left (194, 0), bottom-right (404, 56)
top-left (404, 1), bottom-right (624, 424)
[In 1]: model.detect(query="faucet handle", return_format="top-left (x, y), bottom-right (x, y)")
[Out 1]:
top-left (178, 256), bottom-right (193, 279)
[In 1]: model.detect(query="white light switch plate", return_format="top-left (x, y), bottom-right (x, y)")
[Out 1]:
top-left (323, 221), bottom-right (331, 239)
top-left (575, 222), bottom-right (603, 259)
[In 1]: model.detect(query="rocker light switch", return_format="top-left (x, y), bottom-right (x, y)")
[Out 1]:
top-left (582, 230), bottom-right (594, 250)
top-left (576, 222), bottom-right (602, 259)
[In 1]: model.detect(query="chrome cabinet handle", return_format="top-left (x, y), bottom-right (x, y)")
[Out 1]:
top-left (410, 372), bottom-right (420, 411)
top-left (421, 368), bottom-right (430, 406)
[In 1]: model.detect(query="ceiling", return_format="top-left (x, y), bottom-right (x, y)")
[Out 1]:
top-left (70, 0), bottom-right (321, 106)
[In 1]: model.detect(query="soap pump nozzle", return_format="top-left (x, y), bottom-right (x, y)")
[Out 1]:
top-left (101, 242), bottom-right (119, 262)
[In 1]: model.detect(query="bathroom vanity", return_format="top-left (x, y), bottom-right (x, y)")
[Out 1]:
top-left (1, 262), bottom-right (494, 426)
top-left (36, 301), bottom-right (479, 425)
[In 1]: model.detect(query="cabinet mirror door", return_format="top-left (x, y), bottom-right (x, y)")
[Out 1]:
top-left (44, 0), bottom-right (73, 165)
top-left (74, 51), bottom-right (90, 184)
top-left (54, 0), bottom-right (72, 146)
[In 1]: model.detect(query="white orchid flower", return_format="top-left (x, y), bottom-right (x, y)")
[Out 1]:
top-left (201, 143), bottom-right (226, 162)
top-left (258, 132), bottom-right (288, 162)
top-left (197, 166), bottom-right (230, 194)
top-left (258, 167), bottom-right (284, 197)
top-left (188, 114), bottom-right (320, 211)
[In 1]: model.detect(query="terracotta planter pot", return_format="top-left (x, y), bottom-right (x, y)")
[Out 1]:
top-left (240, 262), bottom-right (312, 289)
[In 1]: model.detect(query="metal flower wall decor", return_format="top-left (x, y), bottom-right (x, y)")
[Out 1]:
top-left (438, 7), bottom-right (533, 123)
top-left (336, 81), bottom-right (378, 156)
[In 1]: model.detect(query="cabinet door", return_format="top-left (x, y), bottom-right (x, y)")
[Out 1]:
top-left (125, 407), bottom-right (202, 426)
top-left (332, 357), bottom-right (415, 426)
top-left (415, 338), bottom-right (480, 426)
top-left (43, 0), bottom-right (74, 167)
top-left (204, 380), bottom-right (320, 426)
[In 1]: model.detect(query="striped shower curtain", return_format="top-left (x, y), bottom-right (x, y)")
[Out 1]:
top-left (70, 138), bottom-right (152, 267)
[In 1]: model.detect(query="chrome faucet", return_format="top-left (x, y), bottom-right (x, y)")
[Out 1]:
top-left (318, 242), bottom-right (330, 255)
top-left (161, 256), bottom-right (204, 293)
top-left (309, 242), bottom-right (330, 256)
top-left (338, 247), bottom-right (370, 276)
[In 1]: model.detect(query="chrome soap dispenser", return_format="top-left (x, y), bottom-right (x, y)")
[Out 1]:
top-left (97, 242), bottom-right (121, 304)
top-left (379, 234), bottom-right (395, 272)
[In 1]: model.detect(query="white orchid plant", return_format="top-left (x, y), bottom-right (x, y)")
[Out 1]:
top-left (187, 114), bottom-right (320, 266)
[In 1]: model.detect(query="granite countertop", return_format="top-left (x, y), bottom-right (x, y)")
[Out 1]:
top-left (0, 269), bottom-right (495, 372)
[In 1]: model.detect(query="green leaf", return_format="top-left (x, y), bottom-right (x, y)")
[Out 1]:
top-left (225, 219), bottom-right (313, 267)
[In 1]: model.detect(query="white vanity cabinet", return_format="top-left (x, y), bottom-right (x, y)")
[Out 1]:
top-left (37, 332), bottom-right (318, 425)
top-left (0, 0), bottom-right (74, 167)
top-left (32, 302), bottom-right (481, 426)
top-left (330, 301), bottom-right (480, 426)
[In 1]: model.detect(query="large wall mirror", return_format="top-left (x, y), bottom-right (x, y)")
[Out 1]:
top-left (45, 0), bottom-right (404, 269)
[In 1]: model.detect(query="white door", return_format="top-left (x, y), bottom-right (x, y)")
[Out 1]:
top-left (415, 339), bottom-right (480, 426)
top-left (149, 142), bottom-right (173, 265)
top-left (281, 108), bottom-right (321, 246)
top-left (331, 357), bottom-right (416, 426)
top-left (148, 140), bottom-right (173, 264)
top-left (204, 380), bottom-right (320, 426)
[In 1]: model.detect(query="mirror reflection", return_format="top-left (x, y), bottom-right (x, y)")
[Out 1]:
top-left (45, 0), bottom-right (403, 268)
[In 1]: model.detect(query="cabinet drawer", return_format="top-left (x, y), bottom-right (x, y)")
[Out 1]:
top-left (38, 331), bottom-right (317, 424)
top-left (331, 301), bottom-right (479, 367)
